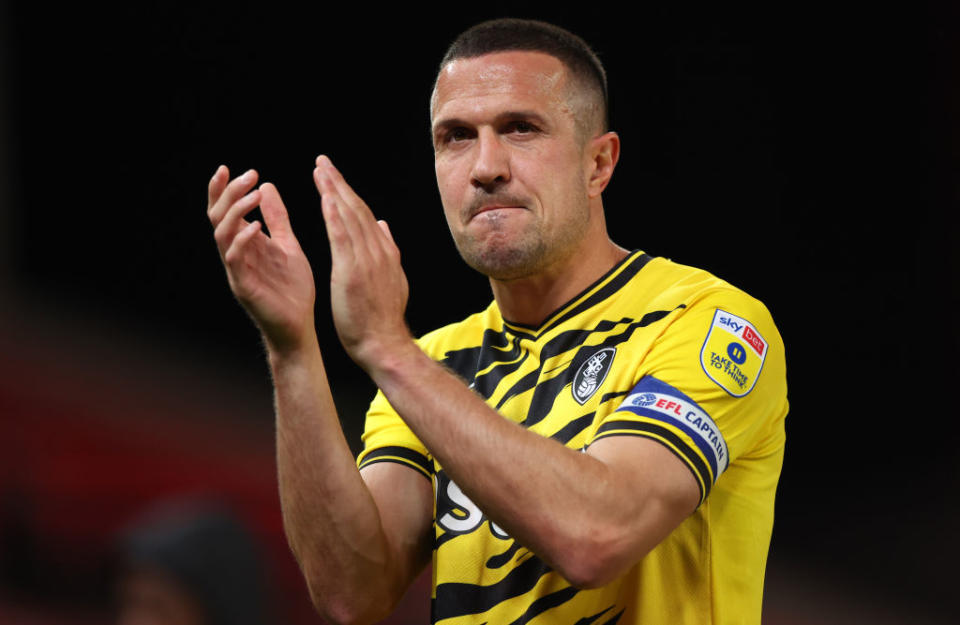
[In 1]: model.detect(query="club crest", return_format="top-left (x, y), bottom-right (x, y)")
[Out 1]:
top-left (572, 347), bottom-right (616, 405)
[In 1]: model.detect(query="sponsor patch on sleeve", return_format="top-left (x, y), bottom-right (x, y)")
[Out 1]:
top-left (699, 309), bottom-right (767, 397)
top-left (617, 376), bottom-right (729, 479)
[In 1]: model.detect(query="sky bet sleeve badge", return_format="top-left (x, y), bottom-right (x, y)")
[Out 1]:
top-left (700, 309), bottom-right (767, 397)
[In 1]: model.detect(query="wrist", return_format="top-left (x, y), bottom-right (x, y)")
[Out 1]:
top-left (362, 336), bottom-right (427, 391)
top-left (266, 327), bottom-right (322, 371)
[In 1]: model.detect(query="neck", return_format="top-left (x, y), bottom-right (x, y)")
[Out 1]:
top-left (490, 237), bottom-right (629, 327)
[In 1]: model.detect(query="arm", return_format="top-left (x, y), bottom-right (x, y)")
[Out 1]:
top-left (206, 167), bottom-right (431, 624)
top-left (315, 156), bottom-right (700, 588)
top-left (375, 344), bottom-right (698, 587)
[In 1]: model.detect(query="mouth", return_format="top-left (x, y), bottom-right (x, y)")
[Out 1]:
top-left (467, 201), bottom-right (529, 222)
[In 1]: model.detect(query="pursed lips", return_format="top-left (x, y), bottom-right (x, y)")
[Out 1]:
top-left (467, 204), bottom-right (528, 222)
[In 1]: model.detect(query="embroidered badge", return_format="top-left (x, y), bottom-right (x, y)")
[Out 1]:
top-left (572, 347), bottom-right (616, 404)
top-left (700, 309), bottom-right (767, 397)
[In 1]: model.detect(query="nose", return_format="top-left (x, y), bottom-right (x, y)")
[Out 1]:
top-left (470, 128), bottom-right (510, 191)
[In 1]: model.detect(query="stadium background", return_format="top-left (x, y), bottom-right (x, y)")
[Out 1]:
top-left (1, 2), bottom-right (956, 623)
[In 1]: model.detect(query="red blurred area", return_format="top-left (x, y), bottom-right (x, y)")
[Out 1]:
top-left (0, 308), bottom-right (430, 625)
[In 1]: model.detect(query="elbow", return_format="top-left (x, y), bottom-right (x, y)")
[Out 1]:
top-left (550, 526), bottom-right (640, 590)
top-left (315, 604), bottom-right (383, 625)
top-left (303, 573), bottom-right (398, 625)
top-left (308, 591), bottom-right (393, 625)
top-left (555, 555), bottom-right (622, 590)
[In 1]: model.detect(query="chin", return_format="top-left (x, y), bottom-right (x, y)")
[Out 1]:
top-left (459, 238), bottom-right (549, 281)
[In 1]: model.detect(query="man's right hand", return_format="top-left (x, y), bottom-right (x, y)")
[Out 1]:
top-left (207, 166), bottom-right (317, 355)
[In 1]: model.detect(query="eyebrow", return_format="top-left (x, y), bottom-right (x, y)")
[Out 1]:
top-left (431, 110), bottom-right (551, 136)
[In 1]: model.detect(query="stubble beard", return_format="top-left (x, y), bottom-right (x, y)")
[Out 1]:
top-left (452, 200), bottom-right (589, 282)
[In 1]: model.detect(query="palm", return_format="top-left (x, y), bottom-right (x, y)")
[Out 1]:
top-left (315, 156), bottom-right (413, 368)
top-left (208, 168), bottom-right (317, 353)
top-left (229, 220), bottom-right (316, 349)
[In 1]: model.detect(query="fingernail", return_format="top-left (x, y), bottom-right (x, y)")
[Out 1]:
top-left (240, 169), bottom-right (255, 182)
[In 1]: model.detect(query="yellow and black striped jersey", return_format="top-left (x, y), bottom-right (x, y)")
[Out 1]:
top-left (358, 251), bottom-right (788, 624)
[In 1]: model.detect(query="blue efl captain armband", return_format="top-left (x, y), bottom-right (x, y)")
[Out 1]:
top-left (595, 376), bottom-right (729, 502)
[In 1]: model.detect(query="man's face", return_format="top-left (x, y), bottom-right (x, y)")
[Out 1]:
top-left (431, 51), bottom-right (594, 281)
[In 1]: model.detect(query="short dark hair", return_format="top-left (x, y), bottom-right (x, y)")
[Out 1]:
top-left (437, 18), bottom-right (609, 136)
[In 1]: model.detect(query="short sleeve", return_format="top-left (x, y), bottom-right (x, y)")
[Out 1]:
top-left (588, 289), bottom-right (787, 505)
top-left (356, 389), bottom-right (433, 480)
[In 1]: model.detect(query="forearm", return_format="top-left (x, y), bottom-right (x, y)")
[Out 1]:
top-left (368, 341), bottom-right (651, 586)
top-left (270, 338), bottom-right (406, 624)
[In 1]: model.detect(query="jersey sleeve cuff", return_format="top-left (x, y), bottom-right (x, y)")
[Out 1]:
top-left (357, 445), bottom-right (433, 479)
top-left (591, 421), bottom-right (710, 505)
top-left (588, 375), bottom-right (731, 506)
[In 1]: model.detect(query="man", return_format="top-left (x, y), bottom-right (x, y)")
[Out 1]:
top-left (207, 19), bottom-right (786, 625)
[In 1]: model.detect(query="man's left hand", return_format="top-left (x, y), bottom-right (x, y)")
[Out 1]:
top-left (314, 155), bottom-right (413, 370)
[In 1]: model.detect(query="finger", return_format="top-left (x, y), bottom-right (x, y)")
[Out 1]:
top-left (223, 219), bottom-right (263, 267)
top-left (316, 156), bottom-right (375, 223)
top-left (317, 168), bottom-right (357, 266)
top-left (376, 220), bottom-right (393, 243)
top-left (315, 165), bottom-right (367, 255)
top-left (315, 159), bottom-right (382, 261)
top-left (213, 188), bottom-right (262, 254)
top-left (208, 169), bottom-right (259, 227)
top-left (376, 220), bottom-right (401, 257)
top-left (258, 182), bottom-right (295, 239)
top-left (207, 165), bottom-right (230, 210)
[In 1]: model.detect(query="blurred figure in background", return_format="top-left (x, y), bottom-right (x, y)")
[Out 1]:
top-left (114, 500), bottom-right (272, 625)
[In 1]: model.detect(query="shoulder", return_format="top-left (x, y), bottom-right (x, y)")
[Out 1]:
top-left (634, 256), bottom-right (785, 402)
top-left (640, 257), bottom-right (779, 339)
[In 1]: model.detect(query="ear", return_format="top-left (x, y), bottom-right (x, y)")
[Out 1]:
top-left (586, 132), bottom-right (620, 199)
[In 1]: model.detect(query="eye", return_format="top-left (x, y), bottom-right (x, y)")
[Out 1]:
top-left (446, 127), bottom-right (474, 143)
top-left (506, 120), bottom-right (539, 135)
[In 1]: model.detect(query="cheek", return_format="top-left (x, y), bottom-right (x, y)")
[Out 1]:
top-left (436, 162), bottom-right (466, 203)
top-left (435, 166), bottom-right (459, 222)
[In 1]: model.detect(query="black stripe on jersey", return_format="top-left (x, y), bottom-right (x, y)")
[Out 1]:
top-left (358, 446), bottom-right (432, 479)
top-left (433, 555), bottom-right (552, 622)
top-left (442, 328), bottom-right (516, 377)
top-left (486, 540), bottom-right (523, 569)
top-left (442, 329), bottom-right (531, 400)
top-left (442, 344), bottom-right (482, 380)
top-left (500, 252), bottom-right (653, 337)
top-left (573, 606), bottom-right (616, 625)
top-left (593, 420), bottom-right (711, 502)
top-left (600, 608), bottom-right (625, 624)
top-left (539, 253), bottom-right (653, 336)
top-left (506, 585), bottom-right (580, 625)
top-left (476, 330), bottom-right (522, 371)
top-left (636, 304), bottom-right (685, 327)
top-left (494, 318), bottom-right (627, 419)
top-left (494, 324), bottom-right (605, 410)
top-left (521, 311), bottom-right (684, 428)
top-left (548, 412), bottom-right (594, 444)
top-left (588, 304), bottom-right (687, 354)
top-left (474, 352), bottom-right (530, 401)
top-left (599, 390), bottom-right (631, 404)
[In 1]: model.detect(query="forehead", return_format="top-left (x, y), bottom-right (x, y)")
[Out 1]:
top-left (431, 51), bottom-right (571, 122)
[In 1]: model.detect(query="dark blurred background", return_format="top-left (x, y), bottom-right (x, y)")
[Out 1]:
top-left (1, 1), bottom-right (957, 623)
